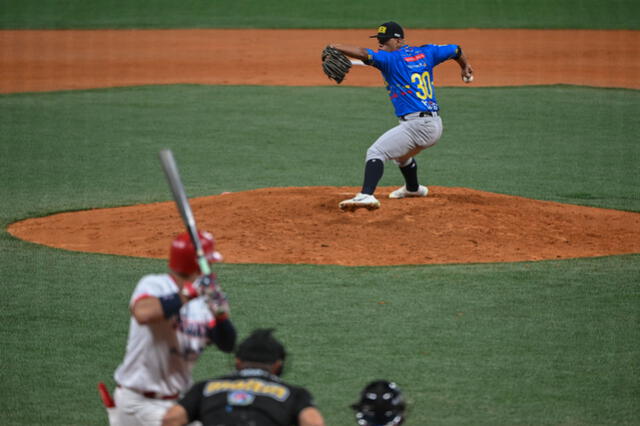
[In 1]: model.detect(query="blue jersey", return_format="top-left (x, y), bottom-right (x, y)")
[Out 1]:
top-left (365, 44), bottom-right (460, 117)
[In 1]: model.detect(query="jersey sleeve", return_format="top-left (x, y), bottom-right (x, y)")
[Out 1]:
top-left (178, 381), bottom-right (205, 423)
top-left (206, 316), bottom-right (237, 352)
top-left (129, 275), bottom-right (171, 307)
top-left (364, 48), bottom-right (391, 73)
top-left (422, 44), bottom-right (460, 66)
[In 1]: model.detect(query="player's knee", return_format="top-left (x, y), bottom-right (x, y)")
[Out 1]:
top-left (394, 157), bottom-right (413, 167)
top-left (365, 147), bottom-right (386, 162)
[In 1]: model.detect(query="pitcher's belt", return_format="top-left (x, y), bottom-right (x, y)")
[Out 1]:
top-left (400, 110), bottom-right (439, 121)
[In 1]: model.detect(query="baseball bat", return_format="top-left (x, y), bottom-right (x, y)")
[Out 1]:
top-left (158, 149), bottom-right (212, 276)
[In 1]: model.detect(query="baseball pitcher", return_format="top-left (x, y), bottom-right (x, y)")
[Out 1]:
top-left (322, 21), bottom-right (474, 211)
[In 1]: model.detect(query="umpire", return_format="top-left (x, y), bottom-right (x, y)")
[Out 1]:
top-left (162, 329), bottom-right (326, 426)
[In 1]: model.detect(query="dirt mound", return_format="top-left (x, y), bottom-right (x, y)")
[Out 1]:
top-left (8, 186), bottom-right (640, 266)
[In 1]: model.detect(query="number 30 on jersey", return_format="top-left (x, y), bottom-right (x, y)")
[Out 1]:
top-left (411, 72), bottom-right (433, 100)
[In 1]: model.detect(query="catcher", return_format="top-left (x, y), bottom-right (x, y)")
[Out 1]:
top-left (321, 21), bottom-right (474, 211)
top-left (162, 328), bottom-right (325, 426)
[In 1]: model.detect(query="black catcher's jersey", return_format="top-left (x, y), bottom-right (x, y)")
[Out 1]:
top-left (179, 369), bottom-right (317, 426)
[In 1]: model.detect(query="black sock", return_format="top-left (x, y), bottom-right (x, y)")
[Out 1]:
top-left (399, 158), bottom-right (419, 192)
top-left (361, 159), bottom-right (384, 195)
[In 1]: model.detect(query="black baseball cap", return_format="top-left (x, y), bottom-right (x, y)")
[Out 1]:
top-left (370, 21), bottom-right (404, 40)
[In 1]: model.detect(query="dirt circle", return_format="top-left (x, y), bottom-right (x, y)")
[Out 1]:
top-left (8, 186), bottom-right (640, 266)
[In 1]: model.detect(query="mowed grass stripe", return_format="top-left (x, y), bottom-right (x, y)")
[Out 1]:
top-left (1, 0), bottom-right (638, 29)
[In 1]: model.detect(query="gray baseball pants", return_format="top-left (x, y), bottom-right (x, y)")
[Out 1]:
top-left (365, 112), bottom-right (443, 166)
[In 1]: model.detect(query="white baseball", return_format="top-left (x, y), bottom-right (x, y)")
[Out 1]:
top-left (463, 75), bottom-right (474, 83)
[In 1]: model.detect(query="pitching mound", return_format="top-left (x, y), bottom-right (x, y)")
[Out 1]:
top-left (7, 186), bottom-right (640, 266)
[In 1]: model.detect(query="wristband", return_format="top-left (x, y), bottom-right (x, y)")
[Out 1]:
top-left (214, 312), bottom-right (229, 322)
top-left (159, 293), bottom-right (183, 318)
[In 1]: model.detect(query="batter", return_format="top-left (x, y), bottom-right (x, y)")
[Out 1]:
top-left (332, 21), bottom-right (474, 211)
top-left (111, 231), bottom-right (237, 426)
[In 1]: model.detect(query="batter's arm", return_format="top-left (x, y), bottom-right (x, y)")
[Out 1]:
top-left (132, 297), bottom-right (166, 324)
top-left (454, 47), bottom-right (474, 81)
top-left (132, 292), bottom-right (191, 324)
top-left (206, 317), bottom-right (237, 352)
top-left (330, 44), bottom-right (369, 62)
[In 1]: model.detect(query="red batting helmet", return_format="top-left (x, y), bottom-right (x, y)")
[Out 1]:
top-left (168, 231), bottom-right (222, 276)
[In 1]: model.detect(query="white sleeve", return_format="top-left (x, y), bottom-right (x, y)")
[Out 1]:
top-left (129, 274), bottom-right (174, 307)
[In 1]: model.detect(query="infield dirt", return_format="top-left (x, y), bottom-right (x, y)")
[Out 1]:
top-left (4, 29), bottom-right (639, 265)
top-left (1, 29), bottom-right (639, 93)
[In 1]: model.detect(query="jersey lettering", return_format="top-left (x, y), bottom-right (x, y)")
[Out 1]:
top-left (404, 53), bottom-right (425, 62)
top-left (204, 379), bottom-right (290, 401)
top-left (178, 318), bottom-right (209, 338)
top-left (411, 72), bottom-right (433, 100)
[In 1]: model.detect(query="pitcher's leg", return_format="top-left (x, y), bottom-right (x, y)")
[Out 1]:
top-left (339, 122), bottom-right (414, 211)
top-left (389, 117), bottom-right (443, 199)
top-left (360, 123), bottom-right (414, 195)
top-left (365, 123), bottom-right (415, 163)
top-left (361, 158), bottom-right (384, 195)
top-left (398, 158), bottom-right (419, 192)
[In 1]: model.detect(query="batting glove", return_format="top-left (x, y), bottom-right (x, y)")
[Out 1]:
top-left (206, 287), bottom-right (230, 319)
top-left (181, 281), bottom-right (202, 300)
top-left (181, 273), bottom-right (217, 300)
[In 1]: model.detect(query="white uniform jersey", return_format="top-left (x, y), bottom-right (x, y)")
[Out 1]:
top-left (114, 273), bottom-right (215, 396)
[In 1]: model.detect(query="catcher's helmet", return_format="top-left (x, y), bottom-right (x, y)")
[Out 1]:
top-left (351, 380), bottom-right (406, 426)
top-left (168, 231), bottom-right (221, 276)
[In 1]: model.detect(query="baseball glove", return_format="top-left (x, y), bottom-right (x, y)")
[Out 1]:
top-left (322, 46), bottom-right (352, 84)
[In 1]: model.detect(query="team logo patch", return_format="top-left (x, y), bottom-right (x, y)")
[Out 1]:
top-left (205, 378), bottom-right (290, 401)
top-left (404, 53), bottom-right (425, 62)
top-left (378, 25), bottom-right (387, 34)
top-left (228, 390), bottom-right (255, 406)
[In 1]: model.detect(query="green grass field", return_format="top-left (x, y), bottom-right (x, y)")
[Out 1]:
top-left (1, 1), bottom-right (639, 424)
top-left (1, 0), bottom-right (639, 29)
top-left (1, 85), bottom-right (638, 425)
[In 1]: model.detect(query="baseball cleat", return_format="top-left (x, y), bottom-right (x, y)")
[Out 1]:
top-left (339, 193), bottom-right (381, 211)
top-left (388, 185), bottom-right (429, 199)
